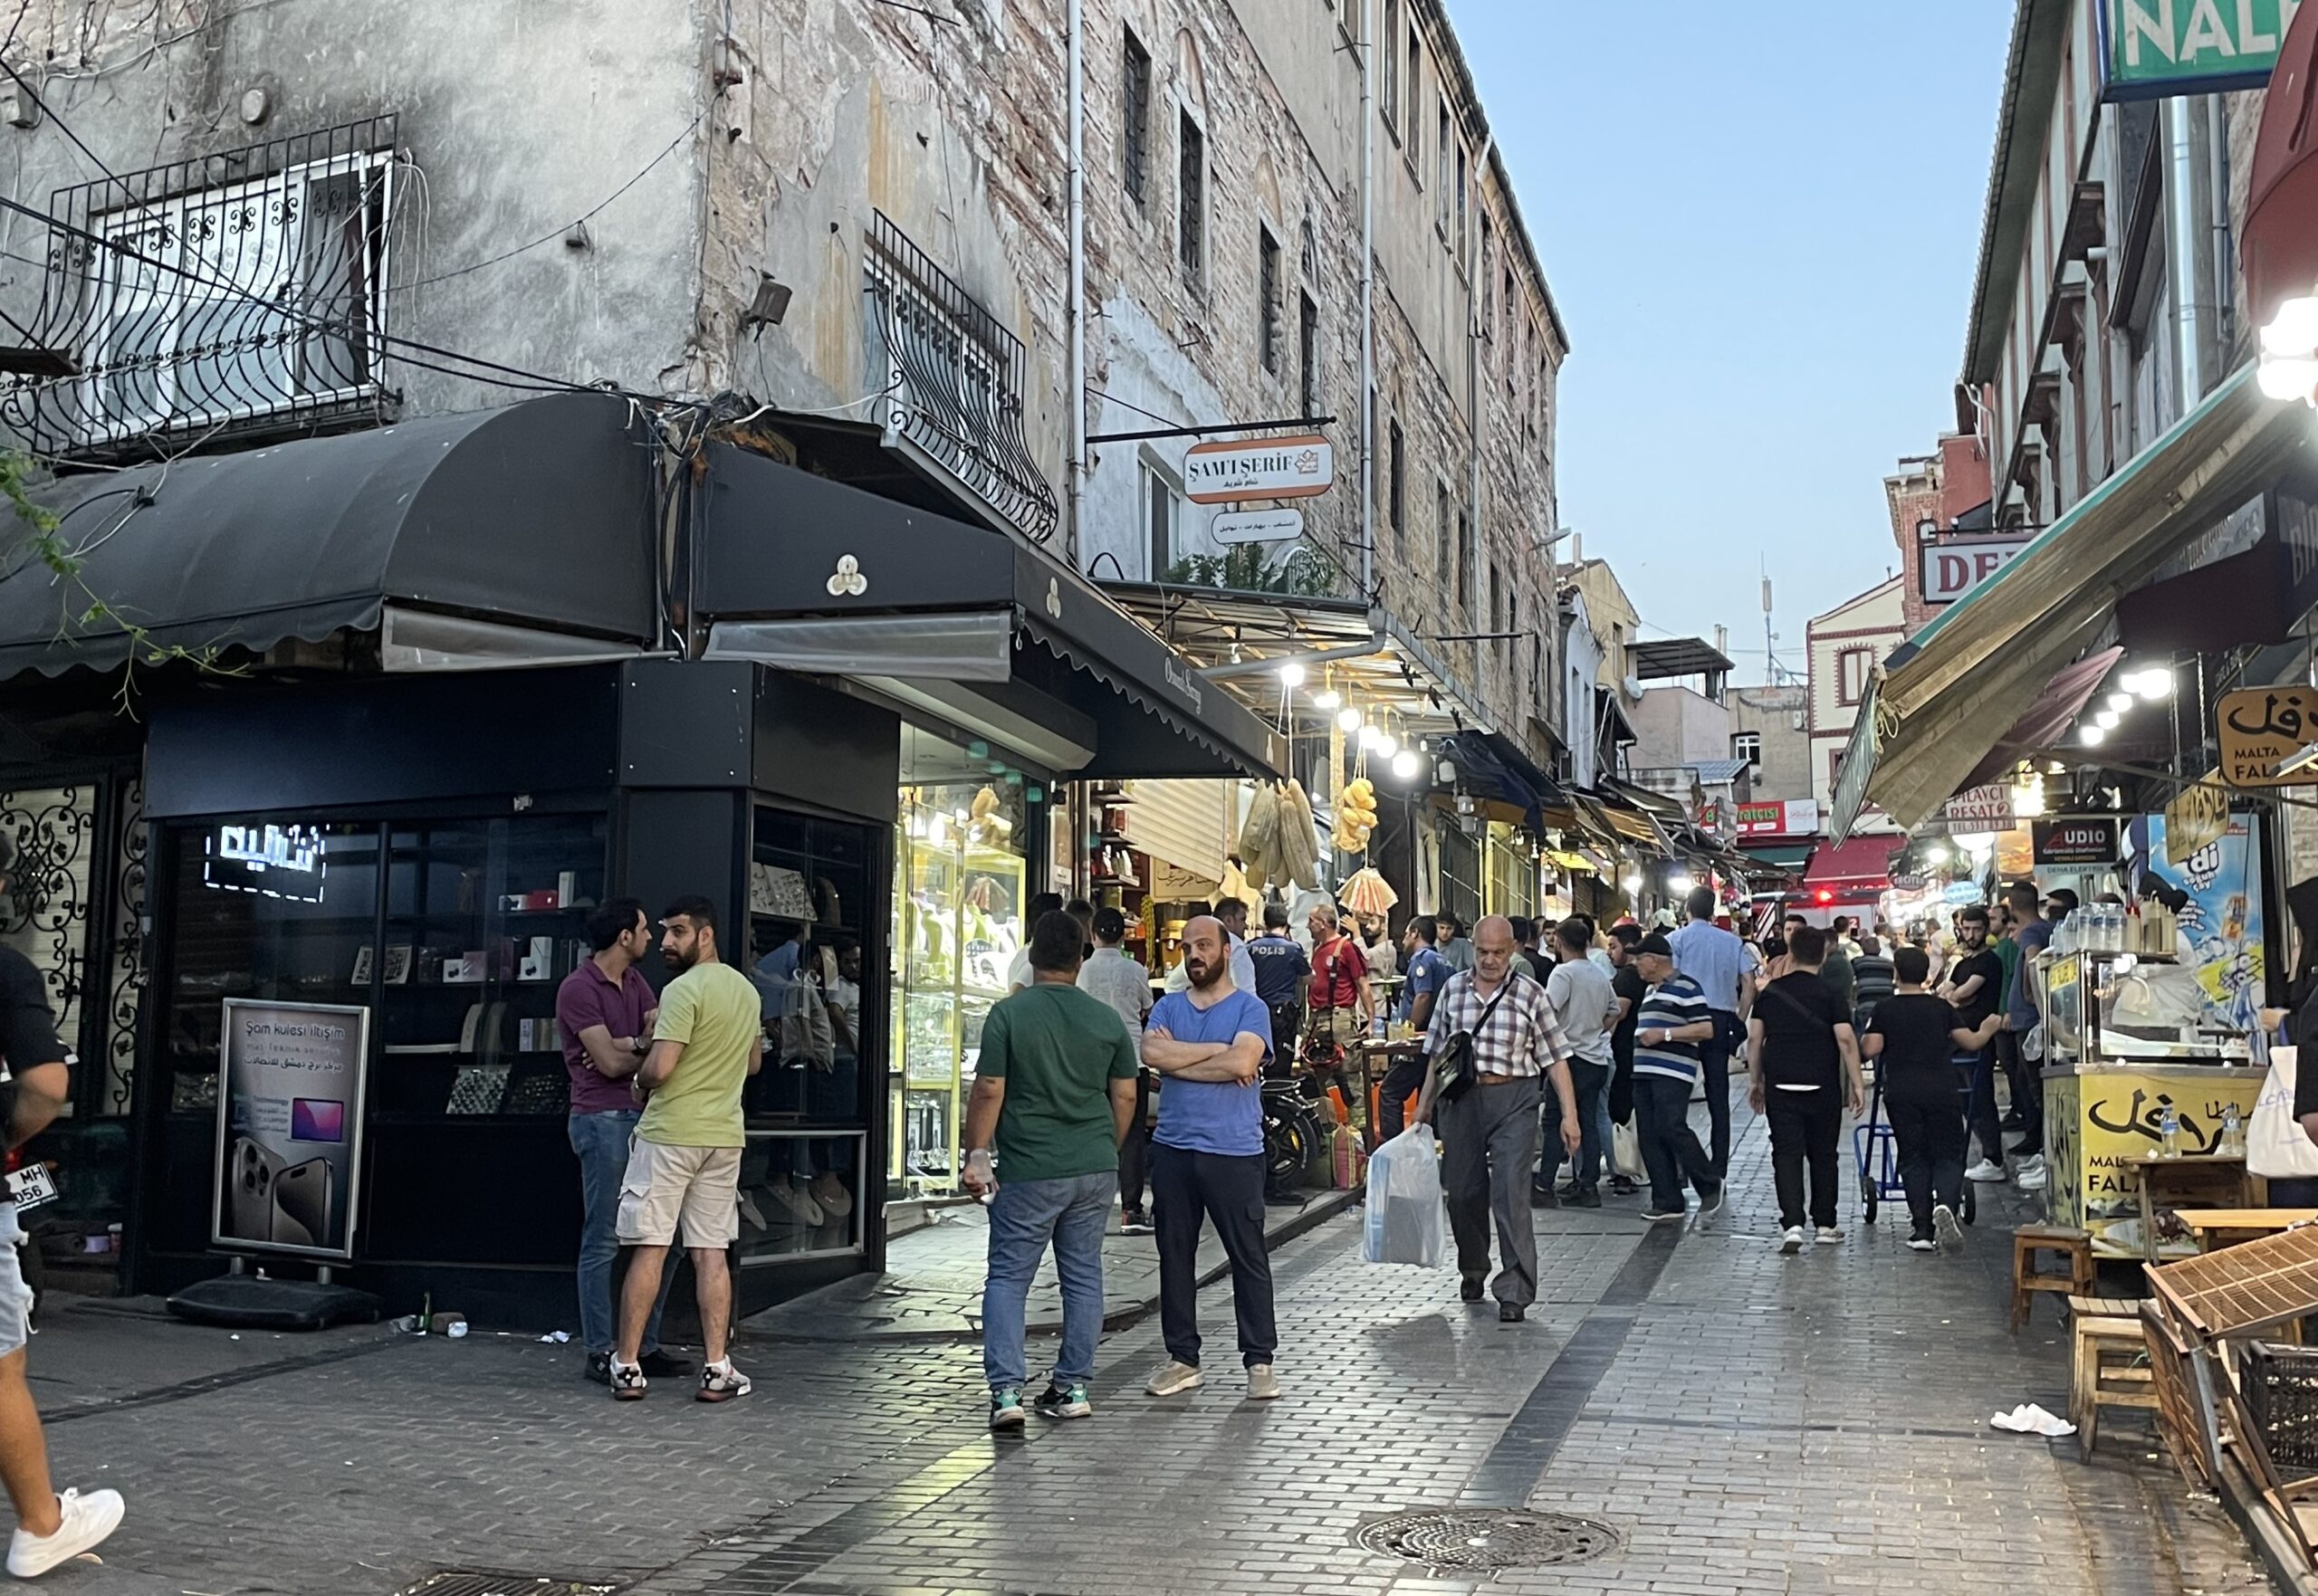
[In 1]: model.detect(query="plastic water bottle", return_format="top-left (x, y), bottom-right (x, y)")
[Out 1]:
top-left (2221, 1104), bottom-right (2246, 1158)
top-left (1372, 1008), bottom-right (1387, 1042)
top-left (2160, 1104), bottom-right (2182, 1158)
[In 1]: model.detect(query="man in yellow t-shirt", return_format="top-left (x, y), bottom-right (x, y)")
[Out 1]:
top-left (611, 895), bottom-right (762, 1404)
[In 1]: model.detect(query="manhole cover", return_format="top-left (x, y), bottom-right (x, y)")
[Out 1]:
top-left (1355, 1507), bottom-right (1622, 1572)
top-left (397, 1577), bottom-right (613, 1596)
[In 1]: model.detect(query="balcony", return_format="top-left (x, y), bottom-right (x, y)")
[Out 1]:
top-left (3, 117), bottom-right (398, 463)
top-left (863, 212), bottom-right (1058, 544)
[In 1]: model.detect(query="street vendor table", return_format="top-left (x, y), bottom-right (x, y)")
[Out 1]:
top-left (2125, 1153), bottom-right (2253, 1264)
top-left (2042, 1062), bottom-right (2265, 1258)
top-left (2179, 1209), bottom-right (2318, 1253)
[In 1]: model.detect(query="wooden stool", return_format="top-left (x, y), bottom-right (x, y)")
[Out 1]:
top-left (2011, 1224), bottom-right (2095, 1332)
top-left (2066, 1297), bottom-right (2159, 1460)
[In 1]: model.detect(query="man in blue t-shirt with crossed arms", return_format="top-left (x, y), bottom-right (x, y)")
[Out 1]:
top-left (1139, 915), bottom-right (1279, 1402)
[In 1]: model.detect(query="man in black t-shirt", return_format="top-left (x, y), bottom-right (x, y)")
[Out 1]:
top-left (1940, 904), bottom-right (2009, 1180)
top-left (1864, 946), bottom-right (2007, 1250)
top-left (1605, 925), bottom-right (1647, 1196)
top-left (1746, 926), bottom-right (1864, 1251)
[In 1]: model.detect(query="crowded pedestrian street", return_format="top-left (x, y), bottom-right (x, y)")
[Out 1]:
top-left (24, 1088), bottom-right (2267, 1596)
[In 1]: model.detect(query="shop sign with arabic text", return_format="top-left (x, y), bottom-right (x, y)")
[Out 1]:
top-left (2218, 685), bottom-right (2318, 788)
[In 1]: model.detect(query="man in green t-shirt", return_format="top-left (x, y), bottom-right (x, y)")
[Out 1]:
top-left (610, 895), bottom-right (762, 1405)
top-left (963, 910), bottom-right (1139, 1430)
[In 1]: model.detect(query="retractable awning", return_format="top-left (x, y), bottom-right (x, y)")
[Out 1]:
top-left (1834, 365), bottom-right (2318, 837)
top-left (0, 395), bottom-right (659, 679)
top-left (696, 444), bottom-right (1284, 780)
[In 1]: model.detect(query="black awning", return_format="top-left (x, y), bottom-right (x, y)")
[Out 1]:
top-left (1439, 731), bottom-right (1562, 834)
top-left (0, 394), bottom-right (657, 678)
top-left (696, 444), bottom-right (1284, 779)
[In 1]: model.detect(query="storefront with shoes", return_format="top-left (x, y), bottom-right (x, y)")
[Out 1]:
top-left (0, 396), bottom-right (1278, 1325)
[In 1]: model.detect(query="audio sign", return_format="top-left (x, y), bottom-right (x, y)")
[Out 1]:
top-left (2032, 817), bottom-right (2122, 867)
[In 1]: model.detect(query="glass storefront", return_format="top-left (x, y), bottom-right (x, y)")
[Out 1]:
top-left (889, 727), bottom-right (1034, 1201)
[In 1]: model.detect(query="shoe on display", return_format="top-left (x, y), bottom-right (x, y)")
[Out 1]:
top-left (637, 1349), bottom-right (694, 1378)
top-left (1965, 1160), bottom-right (2008, 1183)
top-left (736, 1190), bottom-right (768, 1230)
top-left (1245, 1364), bottom-right (1282, 1400)
top-left (1779, 1227), bottom-right (1806, 1255)
top-left (1907, 1233), bottom-right (1938, 1252)
top-left (989, 1387), bottom-right (1026, 1429)
top-left (1145, 1359), bottom-right (1203, 1397)
top-left (696, 1358), bottom-right (752, 1403)
top-left (768, 1177), bottom-right (825, 1228)
top-left (5, 1489), bottom-right (125, 1580)
top-left (1120, 1212), bottom-right (1155, 1237)
top-left (1933, 1203), bottom-right (1965, 1249)
top-left (584, 1351), bottom-right (611, 1385)
top-left (608, 1358), bottom-right (647, 1400)
top-left (809, 1171), bottom-right (855, 1219)
top-left (1816, 1227), bottom-right (1844, 1246)
top-left (1033, 1381), bottom-right (1093, 1419)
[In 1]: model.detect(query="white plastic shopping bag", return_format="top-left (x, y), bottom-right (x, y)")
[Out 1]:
top-left (1363, 1127), bottom-right (1447, 1267)
top-left (2250, 1046), bottom-right (2318, 1180)
top-left (1611, 1118), bottom-right (1645, 1182)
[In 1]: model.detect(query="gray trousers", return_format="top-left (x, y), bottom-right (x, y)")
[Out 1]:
top-left (1437, 1074), bottom-right (1543, 1306)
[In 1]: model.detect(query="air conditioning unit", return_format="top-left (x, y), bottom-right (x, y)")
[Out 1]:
top-left (1791, 712), bottom-right (1805, 731)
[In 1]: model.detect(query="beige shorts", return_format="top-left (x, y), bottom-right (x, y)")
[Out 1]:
top-left (615, 1137), bottom-right (742, 1248)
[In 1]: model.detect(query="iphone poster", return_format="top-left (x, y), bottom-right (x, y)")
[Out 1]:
top-left (212, 999), bottom-right (371, 1260)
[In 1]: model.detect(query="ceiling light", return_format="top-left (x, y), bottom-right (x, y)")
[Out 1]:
top-left (2079, 722), bottom-right (2106, 746)
top-left (2106, 692), bottom-right (2133, 712)
top-left (1924, 845), bottom-right (1949, 865)
top-left (1335, 705), bottom-right (1362, 733)
top-left (1667, 874), bottom-right (1695, 896)
top-left (2094, 708), bottom-right (2122, 730)
top-left (1312, 688), bottom-right (1341, 710)
top-left (1621, 873), bottom-right (1643, 894)
top-left (2265, 295), bottom-right (2318, 358)
top-left (2131, 666), bottom-right (2172, 701)
top-left (1390, 748), bottom-right (1421, 779)
top-left (2259, 355), bottom-right (2318, 401)
top-left (1277, 661), bottom-right (1306, 687)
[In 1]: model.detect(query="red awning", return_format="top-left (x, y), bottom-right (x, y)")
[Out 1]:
top-left (1949, 645), bottom-right (2124, 795)
top-left (1803, 835), bottom-right (1902, 892)
top-left (2245, 2), bottom-right (2318, 330)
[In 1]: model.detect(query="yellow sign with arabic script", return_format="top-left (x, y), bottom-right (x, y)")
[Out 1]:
top-left (2220, 686), bottom-right (2318, 788)
top-left (2050, 1067), bottom-right (2262, 1255)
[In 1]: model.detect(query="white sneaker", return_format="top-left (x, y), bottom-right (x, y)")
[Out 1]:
top-left (1145, 1359), bottom-right (1203, 1397)
top-left (1246, 1363), bottom-right (1281, 1400)
top-left (2014, 1163), bottom-right (2049, 1191)
top-left (1815, 1227), bottom-right (1844, 1246)
top-left (696, 1357), bottom-right (752, 1403)
top-left (1778, 1227), bottom-right (1805, 1255)
top-left (1965, 1159), bottom-right (2007, 1183)
top-left (5, 1488), bottom-right (124, 1578)
top-left (1933, 1203), bottom-right (1965, 1249)
top-left (1907, 1236), bottom-right (1937, 1252)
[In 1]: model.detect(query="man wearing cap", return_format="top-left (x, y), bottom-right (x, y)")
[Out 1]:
top-left (1629, 932), bottom-right (1726, 1225)
top-left (1666, 885), bottom-right (1751, 1177)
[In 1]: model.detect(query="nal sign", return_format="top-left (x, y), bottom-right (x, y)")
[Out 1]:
top-left (1920, 537), bottom-right (2030, 605)
top-left (2101, 0), bottom-right (2300, 100)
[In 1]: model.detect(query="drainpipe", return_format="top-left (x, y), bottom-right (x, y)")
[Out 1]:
top-left (1467, 134), bottom-right (1493, 691)
top-left (1067, 0), bottom-right (1087, 559)
top-left (1357, 0), bottom-right (1376, 599)
top-left (2166, 95), bottom-right (2206, 404)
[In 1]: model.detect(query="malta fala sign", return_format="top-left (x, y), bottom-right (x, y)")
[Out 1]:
top-left (2101, 0), bottom-right (2300, 100)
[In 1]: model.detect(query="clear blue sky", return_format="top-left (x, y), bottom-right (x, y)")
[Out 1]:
top-left (1453, 1), bottom-right (2016, 683)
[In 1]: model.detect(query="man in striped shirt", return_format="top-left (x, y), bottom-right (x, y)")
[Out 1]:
top-left (1629, 933), bottom-right (1726, 1226)
top-left (1411, 916), bottom-right (1582, 1322)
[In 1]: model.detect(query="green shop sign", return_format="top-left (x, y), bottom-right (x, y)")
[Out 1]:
top-left (2101, 0), bottom-right (2301, 100)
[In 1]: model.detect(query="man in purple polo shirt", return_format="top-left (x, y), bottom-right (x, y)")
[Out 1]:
top-left (556, 898), bottom-right (689, 1385)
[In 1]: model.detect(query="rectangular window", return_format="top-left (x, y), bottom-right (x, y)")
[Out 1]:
top-left (1437, 101), bottom-right (1451, 231)
top-left (1488, 568), bottom-right (1502, 647)
top-left (1406, 30), bottom-right (1422, 157)
top-left (1456, 508), bottom-right (1473, 611)
top-left (1258, 225), bottom-right (1280, 374)
top-left (1732, 731), bottom-right (1762, 766)
top-left (1837, 646), bottom-right (1873, 706)
top-left (1142, 460), bottom-right (1182, 579)
top-left (1298, 291), bottom-right (1319, 417)
top-left (1435, 482), bottom-right (1451, 592)
top-left (1480, 218), bottom-right (1494, 332)
top-left (1455, 143), bottom-right (1468, 267)
top-left (1121, 30), bottom-right (1150, 208)
top-left (1178, 112), bottom-right (1205, 290)
top-left (1382, 0), bottom-right (1402, 130)
top-left (1389, 421), bottom-right (1406, 546)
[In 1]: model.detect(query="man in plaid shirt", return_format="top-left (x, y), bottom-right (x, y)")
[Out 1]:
top-left (1412, 916), bottom-right (1582, 1322)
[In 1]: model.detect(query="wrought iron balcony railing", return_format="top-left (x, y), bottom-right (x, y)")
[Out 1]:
top-left (3, 116), bottom-right (399, 462)
top-left (865, 211), bottom-right (1058, 543)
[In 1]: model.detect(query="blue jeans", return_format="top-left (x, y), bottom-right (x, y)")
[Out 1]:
top-left (981, 1171), bottom-right (1114, 1392)
top-left (1537, 1058), bottom-right (1611, 1193)
top-left (570, 1110), bottom-right (675, 1356)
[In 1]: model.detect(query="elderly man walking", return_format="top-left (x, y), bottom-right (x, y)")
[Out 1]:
top-left (1412, 916), bottom-right (1582, 1323)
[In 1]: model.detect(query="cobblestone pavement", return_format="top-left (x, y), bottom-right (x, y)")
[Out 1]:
top-left (22, 1094), bottom-right (2277, 1595)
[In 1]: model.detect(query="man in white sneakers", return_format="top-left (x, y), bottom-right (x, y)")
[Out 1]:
top-left (0, 830), bottom-right (122, 1573)
top-left (610, 896), bottom-right (762, 1403)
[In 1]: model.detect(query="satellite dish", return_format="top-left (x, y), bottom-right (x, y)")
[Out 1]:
top-left (1621, 676), bottom-right (1643, 699)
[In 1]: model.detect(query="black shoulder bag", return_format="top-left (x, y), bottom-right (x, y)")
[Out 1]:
top-left (1431, 979), bottom-right (1514, 1104)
